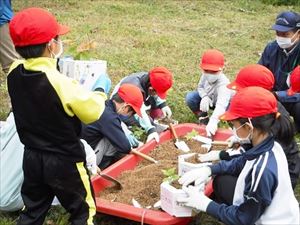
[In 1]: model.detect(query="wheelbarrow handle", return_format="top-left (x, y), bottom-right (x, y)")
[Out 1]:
top-left (168, 123), bottom-right (178, 139)
top-left (131, 149), bottom-right (158, 164)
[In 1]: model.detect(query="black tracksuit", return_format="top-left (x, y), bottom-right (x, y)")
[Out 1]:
top-left (7, 58), bottom-right (106, 225)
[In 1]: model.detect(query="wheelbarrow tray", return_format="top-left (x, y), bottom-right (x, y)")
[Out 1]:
top-left (92, 123), bottom-right (232, 225)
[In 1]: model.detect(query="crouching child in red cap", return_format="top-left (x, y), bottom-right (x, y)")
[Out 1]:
top-left (177, 87), bottom-right (299, 225)
top-left (7, 7), bottom-right (107, 225)
top-left (111, 67), bottom-right (173, 143)
top-left (185, 49), bottom-right (234, 137)
top-left (81, 84), bottom-right (144, 170)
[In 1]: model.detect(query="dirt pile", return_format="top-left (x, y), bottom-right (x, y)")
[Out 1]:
top-left (100, 138), bottom-right (227, 208)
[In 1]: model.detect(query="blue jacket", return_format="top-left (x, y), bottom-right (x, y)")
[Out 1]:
top-left (258, 40), bottom-right (300, 102)
top-left (0, 0), bottom-right (13, 25)
top-left (81, 100), bottom-right (131, 153)
top-left (207, 136), bottom-right (299, 225)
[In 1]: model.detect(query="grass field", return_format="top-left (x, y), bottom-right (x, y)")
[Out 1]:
top-left (0, 0), bottom-right (300, 224)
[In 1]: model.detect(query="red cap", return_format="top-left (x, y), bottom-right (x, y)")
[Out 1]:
top-left (149, 67), bottom-right (173, 99)
top-left (287, 66), bottom-right (300, 96)
top-left (220, 87), bottom-right (277, 121)
top-left (9, 8), bottom-right (70, 47)
top-left (200, 49), bottom-right (224, 72)
top-left (227, 64), bottom-right (275, 91)
top-left (118, 84), bottom-right (143, 117)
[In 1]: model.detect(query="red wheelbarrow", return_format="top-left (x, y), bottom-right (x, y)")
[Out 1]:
top-left (92, 123), bottom-right (232, 225)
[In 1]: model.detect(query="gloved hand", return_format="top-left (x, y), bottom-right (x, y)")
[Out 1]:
top-left (146, 131), bottom-right (160, 143)
top-left (198, 151), bottom-right (220, 162)
top-left (81, 139), bottom-right (98, 175)
top-left (92, 74), bottom-right (112, 94)
top-left (127, 133), bottom-right (141, 148)
top-left (200, 96), bottom-right (212, 112)
top-left (205, 119), bottom-right (218, 137)
top-left (178, 166), bottom-right (211, 187)
top-left (226, 135), bottom-right (240, 148)
top-left (120, 121), bottom-right (141, 148)
top-left (177, 185), bottom-right (212, 212)
top-left (161, 106), bottom-right (172, 118)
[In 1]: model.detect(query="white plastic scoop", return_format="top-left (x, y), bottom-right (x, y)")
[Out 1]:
top-left (192, 135), bottom-right (229, 146)
top-left (169, 123), bottom-right (190, 152)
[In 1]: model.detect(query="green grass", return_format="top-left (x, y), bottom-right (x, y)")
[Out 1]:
top-left (1, 0), bottom-right (300, 224)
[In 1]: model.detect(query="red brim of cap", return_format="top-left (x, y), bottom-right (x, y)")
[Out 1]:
top-left (132, 106), bottom-right (142, 117)
top-left (156, 91), bottom-right (167, 99)
top-left (227, 81), bottom-right (241, 91)
top-left (58, 24), bottom-right (70, 36)
top-left (287, 88), bottom-right (296, 96)
top-left (219, 111), bottom-right (239, 121)
top-left (200, 63), bottom-right (222, 72)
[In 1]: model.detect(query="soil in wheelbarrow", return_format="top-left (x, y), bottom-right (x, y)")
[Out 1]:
top-left (100, 138), bottom-right (226, 208)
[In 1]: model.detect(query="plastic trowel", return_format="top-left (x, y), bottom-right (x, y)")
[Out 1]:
top-left (192, 135), bottom-right (230, 146)
top-left (169, 123), bottom-right (190, 152)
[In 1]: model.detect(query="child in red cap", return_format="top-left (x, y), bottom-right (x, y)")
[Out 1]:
top-left (287, 65), bottom-right (300, 96)
top-left (178, 87), bottom-right (299, 225)
top-left (81, 84), bottom-right (144, 170)
top-left (111, 66), bottom-right (173, 143)
top-left (8, 7), bottom-right (107, 225)
top-left (185, 49), bottom-right (234, 137)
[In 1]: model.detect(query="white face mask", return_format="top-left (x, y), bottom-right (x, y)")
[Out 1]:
top-left (276, 31), bottom-right (299, 49)
top-left (203, 72), bottom-right (220, 84)
top-left (232, 120), bottom-right (253, 145)
top-left (48, 39), bottom-right (64, 59)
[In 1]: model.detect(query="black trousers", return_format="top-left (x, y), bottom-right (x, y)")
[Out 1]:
top-left (212, 175), bottom-right (238, 205)
top-left (17, 149), bottom-right (96, 225)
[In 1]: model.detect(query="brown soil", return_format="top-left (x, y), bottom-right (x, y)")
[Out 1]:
top-left (100, 140), bottom-right (180, 207)
top-left (99, 138), bottom-right (221, 209)
top-left (185, 154), bottom-right (201, 164)
top-left (170, 179), bottom-right (182, 189)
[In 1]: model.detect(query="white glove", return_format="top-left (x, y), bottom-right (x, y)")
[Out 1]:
top-left (205, 120), bottom-right (218, 137)
top-left (146, 132), bottom-right (160, 143)
top-left (200, 96), bottom-right (212, 112)
top-left (178, 166), bottom-right (211, 187)
top-left (81, 139), bottom-right (97, 175)
top-left (177, 185), bottom-right (212, 212)
top-left (161, 106), bottom-right (172, 118)
top-left (226, 135), bottom-right (240, 148)
top-left (198, 151), bottom-right (220, 162)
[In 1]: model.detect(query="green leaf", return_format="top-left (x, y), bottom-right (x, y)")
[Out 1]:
top-left (185, 129), bottom-right (199, 140)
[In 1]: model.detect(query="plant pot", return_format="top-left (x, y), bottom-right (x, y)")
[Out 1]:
top-left (178, 153), bottom-right (211, 176)
top-left (160, 181), bottom-right (194, 217)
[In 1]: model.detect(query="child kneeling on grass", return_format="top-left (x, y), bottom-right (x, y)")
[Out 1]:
top-left (178, 87), bottom-right (299, 225)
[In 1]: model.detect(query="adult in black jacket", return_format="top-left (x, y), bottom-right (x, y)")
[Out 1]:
top-left (258, 11), bottom-right (300, 131)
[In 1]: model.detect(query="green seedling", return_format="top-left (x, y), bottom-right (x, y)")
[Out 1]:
top-left (162, 167), bottom-right (179, 183)
top-left (185, 129), bottom-right (199, 140)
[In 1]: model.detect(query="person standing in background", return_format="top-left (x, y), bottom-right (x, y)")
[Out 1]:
top-left (0, 0), bottom-right (19, 74)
